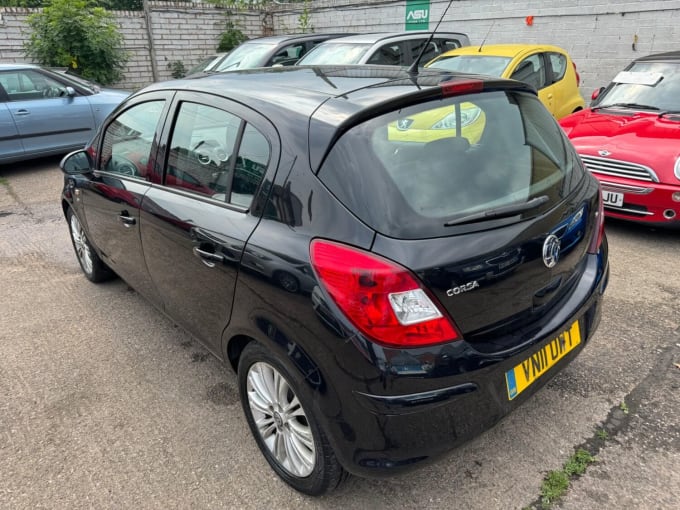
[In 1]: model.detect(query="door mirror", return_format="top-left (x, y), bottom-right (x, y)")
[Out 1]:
top-left (65, 86), bottom-right (76, 97)
top-left (60, 149), bottom-right (92, 175)
top-left (591, 87), bottom-right (605, 101)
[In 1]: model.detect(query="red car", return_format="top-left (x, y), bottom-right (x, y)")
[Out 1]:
top-left (560, 51), bottom-right (680, 226)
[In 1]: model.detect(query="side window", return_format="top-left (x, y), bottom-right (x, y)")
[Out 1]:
top-left (100, 100), bottom-right (165, 179)
top-left (231, 124), bottom-right (271, 207)
top-left (270, 44), bottom-right (305, 66)
top-left (0, 70), bottom-right (68, 101)
top-left (548, 52), bottom-right (567, 83)
top-left (437, 38), bottom-right (463, 53)
top-left (165, 102), bottom-right (240, 198)
top-left (510, 54), bottom-right (547, 90)
top-left (410, 39), bottom-right (439, 64)
top-left (367, 43), bottom-right (407, 66)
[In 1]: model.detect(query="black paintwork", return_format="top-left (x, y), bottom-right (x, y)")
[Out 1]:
top-left (60, 66), bottom-right (609, 478)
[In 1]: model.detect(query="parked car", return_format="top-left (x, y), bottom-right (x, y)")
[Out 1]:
top-left (59, 65), bottom-right (608, 495)
top-left (186, 53), bottom-right (228, 75)
top-left (295, 31), bottom-right (469, 66)
top-left (427, 44), bottom-right (585, 119)
top-left (560, 51), bottom-right (680, 226)
top-left (0, 64), bottom-right (130, 164)
top-left (196, 33), bottom-right (354, 75)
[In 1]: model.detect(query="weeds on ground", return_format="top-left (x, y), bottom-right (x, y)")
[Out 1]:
top-left (539, 448), bottom-right (595, 508)
top-left (596, 428), bottom-right (610, 440)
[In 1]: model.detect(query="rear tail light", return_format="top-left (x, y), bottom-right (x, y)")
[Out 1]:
top-left (310, 239), bottom-right (460, 348)
top-left (573, 62), bottom-right (581, 87)
top-left (588, 186), bottom-right (605, 254)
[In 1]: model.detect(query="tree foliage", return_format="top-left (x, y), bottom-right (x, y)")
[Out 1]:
top-left (217, 20), bottom-right (248, 52)
top-left (23, 0), bottom-right (128, 85)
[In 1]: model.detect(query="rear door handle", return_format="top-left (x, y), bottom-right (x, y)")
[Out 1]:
top-left (118, 214), bottom-right (136, 227)
top-left (193, 246), bottom-right (224, 268)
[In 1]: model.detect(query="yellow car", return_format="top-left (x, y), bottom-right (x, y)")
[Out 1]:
top-left (427, 44), bottom-right (585, 119)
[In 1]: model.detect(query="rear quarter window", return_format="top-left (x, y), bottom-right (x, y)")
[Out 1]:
top-left (318, 90), bottom-right (584, 239)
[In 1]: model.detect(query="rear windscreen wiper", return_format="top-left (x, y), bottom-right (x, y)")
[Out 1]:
top-left (444, 195), bottom-right (549, 227)
top-left (592, 102), bottom-right (660, 112)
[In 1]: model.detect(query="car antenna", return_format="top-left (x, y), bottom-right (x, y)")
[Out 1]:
top-left (407, 0), bottom-right (455, 76)
top-left (478, 21), bottom-right (495, 52)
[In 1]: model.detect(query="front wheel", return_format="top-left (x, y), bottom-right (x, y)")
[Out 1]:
top-left (238, 342), bottom-right (346, 495)
top-left (67, 208), bottom-right (115, 283)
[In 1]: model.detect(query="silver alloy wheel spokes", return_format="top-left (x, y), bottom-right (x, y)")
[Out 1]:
top-left (247, 361), bottom-right (316, 477)
top-left (70, 214), bottom-right (93, 275)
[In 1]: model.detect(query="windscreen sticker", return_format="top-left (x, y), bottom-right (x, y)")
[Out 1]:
top-left (612, 71), bottom-right (663, 86)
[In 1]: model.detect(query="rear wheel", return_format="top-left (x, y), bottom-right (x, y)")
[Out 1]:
top-left (67, 208), bottom-right (114, 283)
top-left (238, 342), bottom-right (346, 495)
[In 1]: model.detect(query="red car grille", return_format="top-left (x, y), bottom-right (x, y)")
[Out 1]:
top-left (579, 155), bottom-right (658, 183)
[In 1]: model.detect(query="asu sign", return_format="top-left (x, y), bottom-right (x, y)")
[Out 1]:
top-left (405, 0), bottom-right (430, 31)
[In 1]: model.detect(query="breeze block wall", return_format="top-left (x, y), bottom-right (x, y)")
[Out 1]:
top-left (3, 0), bottom-right (680, 93)
top-left (271, 0), bottom-right (680, 101)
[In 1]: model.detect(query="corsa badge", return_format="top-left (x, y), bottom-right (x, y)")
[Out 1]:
top-left (542, 234), bottom-right (561, 268)
top-left (447, 280), bottom-right (480, 296)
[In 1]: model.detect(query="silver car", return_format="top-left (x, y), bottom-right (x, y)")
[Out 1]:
top-left (0, 63), bottom-right (129, 164)
top-left (296, 31), bottom-right (470, 67)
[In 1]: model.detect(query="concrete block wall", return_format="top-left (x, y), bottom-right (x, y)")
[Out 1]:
top-left (3, 0), bottom-right (680, 93)
top-left (271, 0), bottom-right (680, 101)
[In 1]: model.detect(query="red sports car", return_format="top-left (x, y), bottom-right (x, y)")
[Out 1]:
top-left (560, 51), bottom-right (680, 226)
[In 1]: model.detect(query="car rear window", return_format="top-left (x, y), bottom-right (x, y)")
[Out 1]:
top-left (318, 90), bottom-right (584, 239)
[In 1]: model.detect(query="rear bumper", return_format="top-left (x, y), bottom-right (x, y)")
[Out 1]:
top-left (319, 248), bottom-right (609, 478)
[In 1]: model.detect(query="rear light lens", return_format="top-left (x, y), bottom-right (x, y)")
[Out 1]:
top-left (310, 239), bottom-right (460, 348)
top-left (440, 79), bottom-right (483, 97)
top-left (573, 62), bottom-right (581, 87)
top-left (588, 186), bottom-right (605, 254)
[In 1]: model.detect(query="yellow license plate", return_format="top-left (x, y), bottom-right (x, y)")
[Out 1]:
top-left (505, 321), bottom-right (581, 400)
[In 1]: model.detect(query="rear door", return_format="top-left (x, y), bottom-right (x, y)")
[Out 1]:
top-left (509, 53), bottom-right (556, 115)
top-left (140, 92), bottom-right (279, 354)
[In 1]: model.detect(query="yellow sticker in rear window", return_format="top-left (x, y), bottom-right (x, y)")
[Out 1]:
top-left (505, 321), bottom-right (581, 400)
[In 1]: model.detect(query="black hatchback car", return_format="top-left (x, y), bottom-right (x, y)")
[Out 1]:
top-left (60, 66), bottom-right (609, 495)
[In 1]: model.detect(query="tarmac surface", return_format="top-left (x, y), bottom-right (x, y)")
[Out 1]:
top-left (1, 157), bottom-right (678, 509)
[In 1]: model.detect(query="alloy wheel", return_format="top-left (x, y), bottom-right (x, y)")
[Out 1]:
top-left (246, 361), bottom-right (316, 477)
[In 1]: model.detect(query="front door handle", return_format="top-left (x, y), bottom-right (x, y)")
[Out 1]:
top-left (193, 246), bottom-right (224, 268)
top-left (15, 109), bottom-right (30, 116)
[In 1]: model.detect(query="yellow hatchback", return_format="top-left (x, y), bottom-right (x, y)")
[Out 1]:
top-left (427, 44), bottom-right (585, 119)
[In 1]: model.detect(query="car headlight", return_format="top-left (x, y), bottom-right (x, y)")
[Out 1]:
top-left (675, 157), bottom-right (680, 181)
top-left (431, 106), bottom-right (481, 130)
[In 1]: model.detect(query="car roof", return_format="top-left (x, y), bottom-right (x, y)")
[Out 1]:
top-left (145, 66), bottom-right (533, 169)
top-left (0, 63), bottom-right (41, 71)
top-left (240, 33), bottom-right (354, 45)
top-left (634, 51), bottom-right (680, 62)
top-left (441, 44), bottom-right (567, 58)
top-left (316, 31), bottom-right (468, 45)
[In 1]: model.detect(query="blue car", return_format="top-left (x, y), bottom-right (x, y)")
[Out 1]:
top-left (0, 64), bottom-right (129, 164)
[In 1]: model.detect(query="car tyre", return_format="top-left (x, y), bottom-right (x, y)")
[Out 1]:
top-left (67, 208), bottom-right (115, 283)
top-left (238, 342), bottom-right (346, 495)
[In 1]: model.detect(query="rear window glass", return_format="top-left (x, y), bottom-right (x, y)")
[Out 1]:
top-left (297, 43), bottom-right (372, 65)
top-left (318, 90), bottom-right (584, 239)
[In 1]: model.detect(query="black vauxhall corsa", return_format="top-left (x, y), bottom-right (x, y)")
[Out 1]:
top-left (60, 65), bottom-right (609, 495)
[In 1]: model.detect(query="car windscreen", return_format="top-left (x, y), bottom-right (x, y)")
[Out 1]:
top-left (596, 61), bottom-right (680, 111)
top-left (318, 90), bottom-right (584, 239)
top-left (213, 43), bottom-right (275, 71)
top-left (428, 55), bottom-right (513, 77)
top-left (296, 43), bottom-right (372, 65)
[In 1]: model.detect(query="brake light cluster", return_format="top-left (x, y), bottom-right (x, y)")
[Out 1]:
top-left (310, 240), bottom-right (460, 348)
top-left (588, 186), bottom-right (605, 254)
top-left (440, 79), bottom-right (483, 97)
